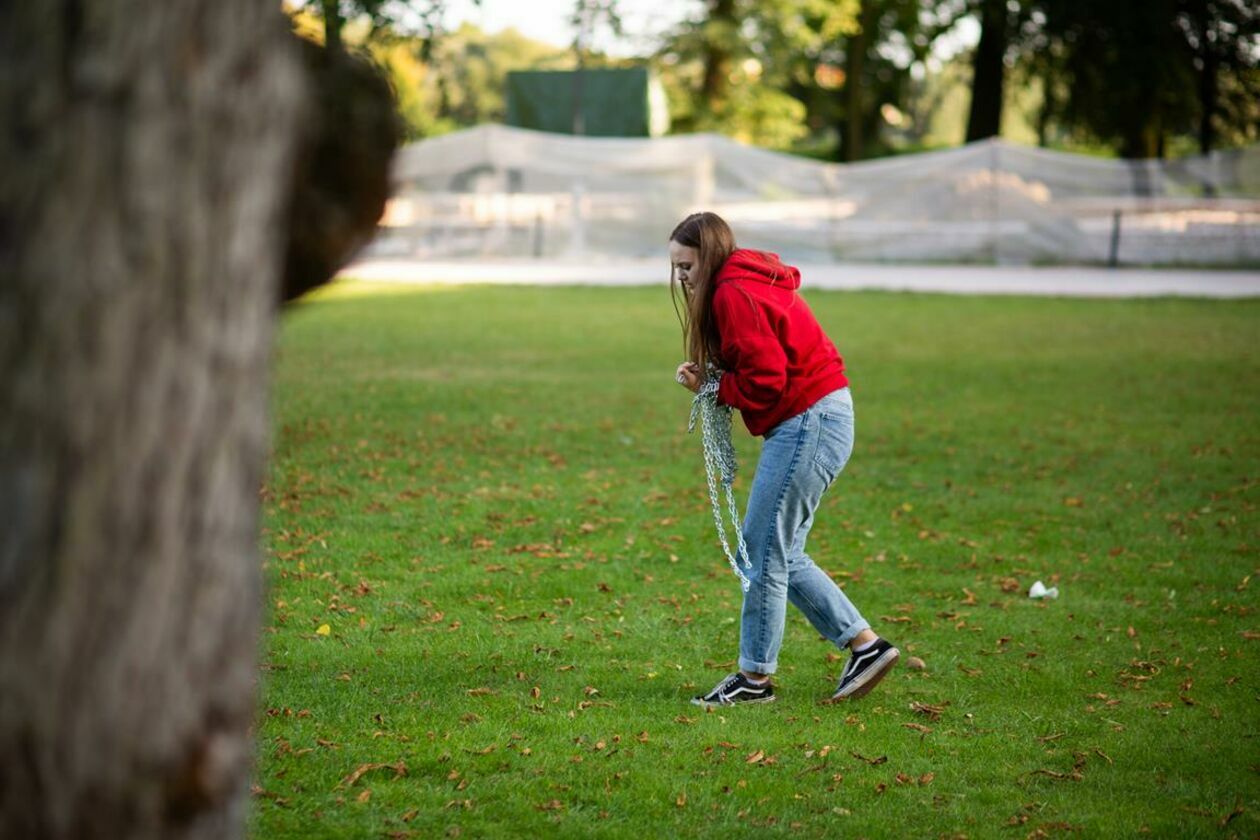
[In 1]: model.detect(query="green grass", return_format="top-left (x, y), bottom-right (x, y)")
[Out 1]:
top-left (251, 282), bottom-right (1260, 839)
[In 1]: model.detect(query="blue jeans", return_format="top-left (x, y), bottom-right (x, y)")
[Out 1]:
top-left (738, 387), bottom-right (869, 675)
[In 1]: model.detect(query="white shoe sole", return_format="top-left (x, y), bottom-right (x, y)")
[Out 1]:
top-left (690, 694), bottom-right (777, 709)
top-left (830, 647), bottom-right (900, 700)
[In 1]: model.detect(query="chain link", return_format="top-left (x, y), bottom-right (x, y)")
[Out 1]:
top-left (687, 371), bottom-right (753, 591)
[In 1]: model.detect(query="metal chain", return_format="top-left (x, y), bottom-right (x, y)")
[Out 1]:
top-left (687, 371), bottom-right (753, 591)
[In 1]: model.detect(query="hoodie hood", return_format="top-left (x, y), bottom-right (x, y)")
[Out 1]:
top-left (715, 248), bottom-right (801, 291)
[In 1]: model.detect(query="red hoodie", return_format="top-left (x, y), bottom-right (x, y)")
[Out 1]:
top-left (713, 249), bottom-right (848, 436)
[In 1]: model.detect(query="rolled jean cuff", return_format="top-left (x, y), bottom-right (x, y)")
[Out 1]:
top-left (835, 620), bottom-right (872, 649)
top-left (738, 656), bottom-right (777, 675)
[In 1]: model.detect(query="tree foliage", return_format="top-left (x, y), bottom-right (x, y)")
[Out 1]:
top-left (293, 0), bottom-right (1258, 159)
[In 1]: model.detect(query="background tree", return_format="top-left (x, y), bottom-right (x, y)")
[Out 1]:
top-left (836, 0), bottom-right (924, 160)
top-left (1032, 0), bottom-right (1198, 158)
top-left (1174, 0), bottom-right (1260, 154)
top-left (0, 3), bottom-right (394, 837)
top-left (963, 0), bottom-right (1030, 141)
top-left (657, 0), bottom-right (856, 149)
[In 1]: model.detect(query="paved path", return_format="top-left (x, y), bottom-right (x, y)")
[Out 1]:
top-left (340, 258), bottom-right (1260, 299)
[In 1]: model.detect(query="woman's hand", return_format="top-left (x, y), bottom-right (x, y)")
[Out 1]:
top-left (675, 362), bottom-right (702, 393)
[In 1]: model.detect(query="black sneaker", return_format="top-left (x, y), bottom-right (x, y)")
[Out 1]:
top-left (691, 672), bottom-right (776, 708)
top-left (830, 639), bottom-right (900, 701)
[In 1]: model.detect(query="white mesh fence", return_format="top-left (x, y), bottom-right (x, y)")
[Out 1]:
top-left (373, 124), bottom-right (1260, 266)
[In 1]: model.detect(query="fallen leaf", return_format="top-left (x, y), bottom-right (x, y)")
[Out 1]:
top-left (909, 701), bottom-right (948, 721)
top-left (340, 761), bottom-right (407, 787)
top-left (315, 624), bottom-right (331, 636)
top-left (1219, 800), bottom-right (1244, 828)
top-left (902, 722), bottom-right (933, 734)
top-left (906, 656), bottom-right (927, 671)
top-left (851, 752), bottom-right (888, 766)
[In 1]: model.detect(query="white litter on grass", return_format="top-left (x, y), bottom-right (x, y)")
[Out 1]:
top-left (1028, 580), bottom-right (1059, 600)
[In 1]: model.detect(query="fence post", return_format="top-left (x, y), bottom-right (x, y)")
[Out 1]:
top-left (1108, 209), bottom-right (1122, 268)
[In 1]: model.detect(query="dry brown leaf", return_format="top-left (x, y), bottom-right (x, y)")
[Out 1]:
top-left (1219, 800), bottom-right (1244, 828)
top-left (851, 752), bottom-right (888, 766)
top-left (340, 761), bottom-right (407, 788)
top-left (910, 701), bottom-right (948, 721)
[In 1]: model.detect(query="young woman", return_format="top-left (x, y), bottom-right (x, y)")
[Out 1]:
top-left (670, 211), bottom-right (898, 707)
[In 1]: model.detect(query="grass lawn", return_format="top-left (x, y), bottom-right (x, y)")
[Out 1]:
top-left (250, 282), bottom-right (1259, 839)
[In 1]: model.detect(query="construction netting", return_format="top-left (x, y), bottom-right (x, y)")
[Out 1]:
top-left (374, 124), bottom-right (1260, 266)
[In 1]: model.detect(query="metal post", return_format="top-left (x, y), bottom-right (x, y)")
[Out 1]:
top-left (1108, 209), bottom-right (1122, 268)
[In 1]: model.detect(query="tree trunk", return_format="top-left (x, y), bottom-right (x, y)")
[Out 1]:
top-left (0, 2), bottom-right (305, 838)
top-left (965, 0), bottom-right (1008, 142)
top-left (841, 0), bottom-right (876, 162)
top-left (701, 0), bottom-right (736, 115)
top-left (322, 0), bottom-right (344, 51)
top-left (1194, 2), bottom-right (1219, 156)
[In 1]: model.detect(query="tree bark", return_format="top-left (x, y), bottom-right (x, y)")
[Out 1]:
top-left (701, 0), bottom-right (736, 114)
top-left (1193, 1), bottom-right (1219, 156)
top-left (322, 0), bottom-right (344, 51)
top-left (966, 0), bottom-right (1008, 142)
top-left (841, 0), bottom-right (876, 161)
top-left (0, 2), bottom-right (305, 838)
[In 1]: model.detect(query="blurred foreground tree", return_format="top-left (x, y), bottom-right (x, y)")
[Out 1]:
top-left (0, 3), bottom-right (394, 837)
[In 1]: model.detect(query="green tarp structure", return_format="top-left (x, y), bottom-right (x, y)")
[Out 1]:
top-left (505, 67), bottom-right (664, 137)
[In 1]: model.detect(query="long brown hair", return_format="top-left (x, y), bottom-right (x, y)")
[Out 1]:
top-left (669, 211), bottom-right (736, 373)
